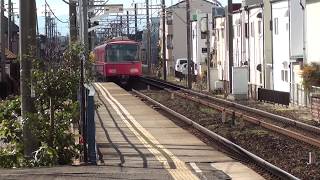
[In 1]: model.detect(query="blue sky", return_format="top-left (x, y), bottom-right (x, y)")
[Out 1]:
top-left (10, 0), bottom-right (229, 36)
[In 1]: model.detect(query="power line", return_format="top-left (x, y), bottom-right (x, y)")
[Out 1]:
top-left (45, 0), bottom-right (68, 23)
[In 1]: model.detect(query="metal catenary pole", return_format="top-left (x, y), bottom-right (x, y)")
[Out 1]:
top-left (19, 0), bottom-right (37, 157)
top-left (186, 0), bottom-right (192, 89)
top-left (134, 3), bottom-right (138, 40)
top-left (206, 13), bottom-right (211, 91)
top-left (126, 11), bottom-right (130, 36)
top-left (7, 0), bottom-right (12, 51)
top-left (0, 0), bottom-right (6, 82)
top-left (162, 0), bottom-right (166, 81)
top-left (227, 0), bottom-right (233, 93)
top-left (146, 0), bottom-right (151, 74)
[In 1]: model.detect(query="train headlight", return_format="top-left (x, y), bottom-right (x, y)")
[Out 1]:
top-left (130, 68), bottom-right (139, 73)
top-left (108, 69), bottom-right (117, 74)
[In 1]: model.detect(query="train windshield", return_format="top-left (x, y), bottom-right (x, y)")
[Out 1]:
top-left (106, 44), bottom-right (139, 62)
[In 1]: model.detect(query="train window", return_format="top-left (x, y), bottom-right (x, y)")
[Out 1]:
top-left (106, 44), bottom-right (139, 62)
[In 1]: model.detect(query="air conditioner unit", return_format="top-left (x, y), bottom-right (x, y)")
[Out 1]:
top-left (215, 81), bottom-right (224, 90)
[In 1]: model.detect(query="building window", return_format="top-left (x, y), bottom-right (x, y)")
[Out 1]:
top-left (167, 35), bottom-right (173, 49)
top-left (167, 14), bottom-right (173, 25)
top-left (202, 48), bottom-right (208, 53)
top-left (281, 70), bottom-right (288, 82)
top-left (221, 29), bottom-right (224, 39)
top-left (201, 32), bottom-right (207, 39)
top-left (245, 23), bottom-right (248, 38)
top-left (251, 22), bottom-right (254, 37)
top-left (274, 18), bottom-right (279, 35)
top-left (258, 21), bottom-right (262, 35)
top-left (216, 30), bottom-right (219, 41)
top-left (237, 25), bottom-right (241, 37)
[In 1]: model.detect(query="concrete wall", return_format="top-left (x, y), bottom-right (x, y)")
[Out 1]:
top-left (272, 1), bottom-right (290, 92)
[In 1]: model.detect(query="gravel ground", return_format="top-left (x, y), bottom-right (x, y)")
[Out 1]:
top-left (165, 77), bottom-right (319, 127)
top-left (143, 90), bottom-right (320, 180)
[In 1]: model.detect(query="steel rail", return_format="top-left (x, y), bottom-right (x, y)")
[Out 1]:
top-left (141, 77), bottom-right (320, 135)
top-left (167, 90), bottom-right (320, 148)
top-left (133, 89), bottom-right (299, 180)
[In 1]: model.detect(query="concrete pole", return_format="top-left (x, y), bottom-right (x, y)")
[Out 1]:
top-left (45, 3), bottom-right (47, 37)
top-left (7, 0), bottom-right (12, 51)
top-left (146, 0), bottom-right (151, 74)
top-left (162, 0), bottom-right (166, 81)
top-left (186, 0), bottom-right (192, 89)
top-left (69, 0), bottom-right (77, 43)
top-left (227, 0), bottom-right (233, 93)
top-left (206, 14), bottom-right (211, 91)
top-left (0, 0), bottom-right (6, 82)
top-left (80, 0), bottom-right (88, 163)
top-left (19, 0), bottom-right (37, 157)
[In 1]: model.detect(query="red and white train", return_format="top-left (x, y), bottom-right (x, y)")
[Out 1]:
top-left (93, 38), bottom-right (142, 83)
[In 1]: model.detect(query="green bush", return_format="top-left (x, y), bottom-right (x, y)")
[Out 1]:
top-left (0, 43), bottom-right (91, 168)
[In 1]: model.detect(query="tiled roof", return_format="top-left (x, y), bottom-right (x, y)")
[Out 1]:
top-left (1, 48), bottom-right (17, 60)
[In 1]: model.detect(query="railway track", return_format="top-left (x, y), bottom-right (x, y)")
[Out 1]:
top-left (139, 76), bottom-right (320, 149)
top-left (132, 86), bottom-right (299, 179)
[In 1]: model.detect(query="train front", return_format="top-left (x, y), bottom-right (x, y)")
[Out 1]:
top-left (104, 40), bottom-right (142, 83)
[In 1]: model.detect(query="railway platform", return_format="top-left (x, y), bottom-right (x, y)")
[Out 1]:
top-left (0, 82), bottom-right (265, 180)
top-left (92, 82), bottom-right (264, 180)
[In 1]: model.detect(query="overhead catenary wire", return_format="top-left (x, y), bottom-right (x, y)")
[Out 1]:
top-left (45, 0), bottom-right (68, 23)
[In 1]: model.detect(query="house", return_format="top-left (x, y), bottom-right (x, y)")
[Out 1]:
top-left (0, 16), bottom-right (19, 99)
top-left (271, 0), bottom-right (290, 93)
top-left (242, 0), bottom-right (264, 99)
top-left (213, 4), bottom-right (242, 78)
top-left (305, 0), bottom-right (320, 63)
top-left (214, 16), bottom-right (226, 80)
top-left (160, 0), bottom-right (214, 76)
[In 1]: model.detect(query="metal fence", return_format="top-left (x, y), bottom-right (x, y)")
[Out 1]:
top-left (258, 88), bottom-right (290, 106)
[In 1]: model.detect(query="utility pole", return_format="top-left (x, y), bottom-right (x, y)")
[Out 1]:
top-left (8, 0), bottom-right (12, 51)
top-left (134, 3), bottom-right (138, 40)
top-left (20, 0), bottom-right (37, 157)
top-left (206, 13), bottom-right (211, 91)
top-left (45, 3), bottom-right (47, 37)
top-left (80, 0), bottom-right (88, 163)
top-left (162, 0), bottom-right (166, 81)
top-left (146, 0), bottom-right (151, 74)
top-left (69, 0), bottom-right (77, 43)
top-left (0, 0), bottom-right (5, 82)
top-left (186, 0), bottom-right (192, 89)
top-left (227, 0), bottom-right (233, 93)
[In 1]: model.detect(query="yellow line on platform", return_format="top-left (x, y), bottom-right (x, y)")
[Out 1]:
top-left (96, 83), bottom-right (199, 180)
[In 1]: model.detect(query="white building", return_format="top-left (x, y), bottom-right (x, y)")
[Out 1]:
top-left (214, 16), bottom-right (227, 80)
top-left (191, 12), bottom-right (213, 76)
top-left (160, 0), bottom-right (213, 75)
top-left (271, 0), bottom-right (290, 92)
top-left (247, 7), bottom-right (264, 89)
top-left (306, 0), bottom-right (320, 63)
